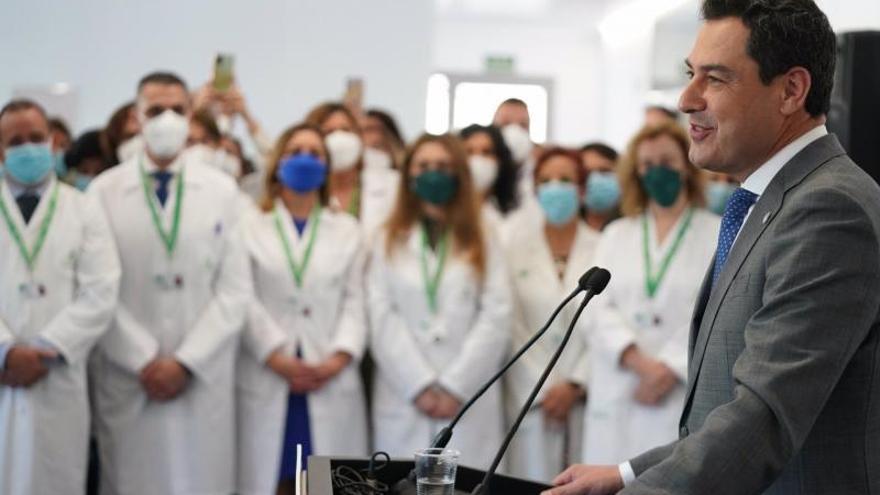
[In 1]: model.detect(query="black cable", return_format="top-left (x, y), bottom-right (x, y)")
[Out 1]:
top-left (331, 452), bottom-right (391, 495)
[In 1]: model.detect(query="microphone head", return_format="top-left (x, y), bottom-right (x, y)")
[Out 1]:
top-left (577, 267), bottom-right (599, 292)
top-left (583, 267), bottom-right (611, 294)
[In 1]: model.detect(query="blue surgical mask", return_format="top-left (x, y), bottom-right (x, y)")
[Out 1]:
top-left (54, 151), bottom-right (67, 177)
top-left (537, 181), bottom-right (580, 226)
top-left (584, 172), bottom-right (620, 213)
top-left (3, 142), bottom-right (54, 185)
top-left (706, 181), bottom-right (736, 215)
top-left (73, 173), bottom-right (93, 192)
top-left (276, 153), bottom-right (327, 193)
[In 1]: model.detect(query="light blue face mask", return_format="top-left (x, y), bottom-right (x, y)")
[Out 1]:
top-left (3, 142), bottom-right (54, 185)
top-left (584, 172), bottom-right (620, 213)
top-left (73, 173), bottom-right (93, 192)
top-left (706, 181), bottom-right (736, 215)
top-left (537, 180), bottom-right (580, 226)
top-left (54, 151), bottom-right (67, 177)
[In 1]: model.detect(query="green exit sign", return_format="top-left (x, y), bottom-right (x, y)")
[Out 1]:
top-left (485, 55), bottom-right (515, 74)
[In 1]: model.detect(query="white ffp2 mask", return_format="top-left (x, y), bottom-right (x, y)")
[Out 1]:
top-left (468, 154), bottom-right (499, 193)
top-left (325, 130), bottom-right (362, 171)
top-left (142, 110), bottom-right (189, 159)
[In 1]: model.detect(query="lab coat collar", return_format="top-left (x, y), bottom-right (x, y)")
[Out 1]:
top-left (0, 174), bottom-right (59, 235)
top-left (119, 150), bottom-right (199, 194)
top-left (273, 198), bottom-right (322, 257)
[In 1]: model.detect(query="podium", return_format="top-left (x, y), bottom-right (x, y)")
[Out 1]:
top-left (308, 456), bottom-right (551, 494)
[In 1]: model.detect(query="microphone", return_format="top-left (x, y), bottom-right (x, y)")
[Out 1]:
top-left (470, 268), bottom-right (611, 495)
top-left (390, 267), bottom-right (599, 494)
top-left (430, 267), bottom-right (599, 449)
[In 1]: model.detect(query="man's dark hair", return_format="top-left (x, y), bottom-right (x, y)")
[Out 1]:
top-left (580, 142), bottom-right (619, 162)
top-left (0, 99), bottom-right (49, 141)
top-left (137, 71), bottom-right (188, 94)
top-left (701, 0), bottom-right (836, 117)
top-left (0, 99), bottom-right (48, 123)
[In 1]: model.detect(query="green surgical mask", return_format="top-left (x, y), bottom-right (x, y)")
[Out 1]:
top-left (641, 165), bottom-right (682, 207)
top-left (412, 170), bottom-right (458, 205)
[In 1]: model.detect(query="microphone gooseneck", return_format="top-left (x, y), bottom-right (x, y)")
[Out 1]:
top-left (471, 268), bottom-right (611, 495)
top-left (430, 269), bottom-right (597, 448)
top-left (392, 268), bottom-right (599, 494)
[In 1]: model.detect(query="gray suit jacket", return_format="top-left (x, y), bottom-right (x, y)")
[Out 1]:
top-left (622, 134), bottom-right (880, 495)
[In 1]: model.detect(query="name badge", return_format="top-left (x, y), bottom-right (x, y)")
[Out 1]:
top-left (19, 281), bottom-right (47, 299)
top-left (154, 273), bottom-right (185, 291)
top-left (635, 311), bottom-right (662, 328)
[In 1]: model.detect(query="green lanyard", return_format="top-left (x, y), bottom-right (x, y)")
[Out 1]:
top-left (642, 208), bottom-right (694, 298)
top-left (140, 159), bottom-right (184, 258)
top-left (0, 182), bottom-right (60, 271)
top-left (273, 206), bottom-right (321, 288)
top-left (420, 225), bottom-right (448, 313)
top-left (347, 185), bottom-right (361, 218)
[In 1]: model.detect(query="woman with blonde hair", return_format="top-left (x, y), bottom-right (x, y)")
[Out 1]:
top-left (305, 102), bottom-right (398, 235)
top-left (582, 122), bottom-right (720, 464)
top-left (367, 133), bottom-right (511, 470)
top-left (236, 123), bottom-right (368, 495)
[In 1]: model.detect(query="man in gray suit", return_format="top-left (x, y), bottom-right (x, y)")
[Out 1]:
top-left (544, 1), bottom-right (880, 494)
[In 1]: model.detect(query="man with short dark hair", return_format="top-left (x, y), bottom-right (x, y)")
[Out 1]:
top-left (89, 71), bottom-right (249, 495)
top-left (0, 98), bottom-right (120, 494)
top-left (545, 1), bottom-right (880, 494)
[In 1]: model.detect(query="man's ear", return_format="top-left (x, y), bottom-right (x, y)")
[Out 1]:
top-left (780, 66), bottom-right (812, 116)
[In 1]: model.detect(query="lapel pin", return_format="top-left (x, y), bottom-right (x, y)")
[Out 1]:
top-left (762, 212), bottom-right (771, 224)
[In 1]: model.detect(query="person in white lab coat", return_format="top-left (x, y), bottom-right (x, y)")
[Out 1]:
top-left (582, 122), bottom-right (719, 465)
top-left (502, 148), bottom-right (599, 482)
top-left (88, 72), bottom-right (250, 495)
top-left (459, 124), bottom-right (520, 234)
top-left (368, 133), bottom-right (512, 470)
top-left (305, 102), bottom-right (398, 236)
top-left (494, 98), bottom-right (538, 199)
top-left (0, 99), bottom-right (120, 495)
top-left (236, 122), bottom-right (369, 495)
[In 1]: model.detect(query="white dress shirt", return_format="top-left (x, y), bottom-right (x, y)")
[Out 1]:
top-left (617, 124), bottom-right (828, 486)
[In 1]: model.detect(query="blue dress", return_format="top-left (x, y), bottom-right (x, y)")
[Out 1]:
top-left (279, 217), bottom-right (313, 481)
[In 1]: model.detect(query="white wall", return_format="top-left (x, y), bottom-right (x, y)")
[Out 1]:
top-left (0, 0), bottom-right (433, 141)
top-left (817, 0), bottom-right (880, 31)
top-left (432, 4), bottom-right (606, 146)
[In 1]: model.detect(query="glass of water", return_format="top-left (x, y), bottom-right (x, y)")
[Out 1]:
top-left (415, 447), bottom-right (459, 495)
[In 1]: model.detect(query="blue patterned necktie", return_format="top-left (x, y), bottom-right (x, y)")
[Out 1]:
top-left (152, 171), bottom-right (173, 207)
top-left (711, 187), bottom-right (759, 285)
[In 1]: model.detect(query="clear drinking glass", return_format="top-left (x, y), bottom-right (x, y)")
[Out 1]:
top-left (414, 447), bottom-right (459, 495)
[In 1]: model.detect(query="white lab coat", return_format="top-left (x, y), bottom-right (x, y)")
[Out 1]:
top-left (367, 224), bottom-right (512, 470)
top-left (582, 208), bottom-right (719, 464)
top-left (0, 178), bottom-right (120, 495)
top-left (236, 202), bottom-right (369, 495)
top-left (501, 216), bottom-right (599, 482)
top-left (481, 202), bottom-right (504, 238)
top-left (359, 167), bottom-right (400, 238)
top-left (88, 154), bottom-right (250, 495)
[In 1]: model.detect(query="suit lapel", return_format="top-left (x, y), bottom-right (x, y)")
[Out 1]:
top-left (688, 262), bottom-right (714, 360)
top-left (685, 191), bottom-right (781, 403)
top-left (682, 134), bottom-right (847, 409)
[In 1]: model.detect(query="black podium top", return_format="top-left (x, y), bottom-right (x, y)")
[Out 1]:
top-left (308, 455), bottom-right (551, 495)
